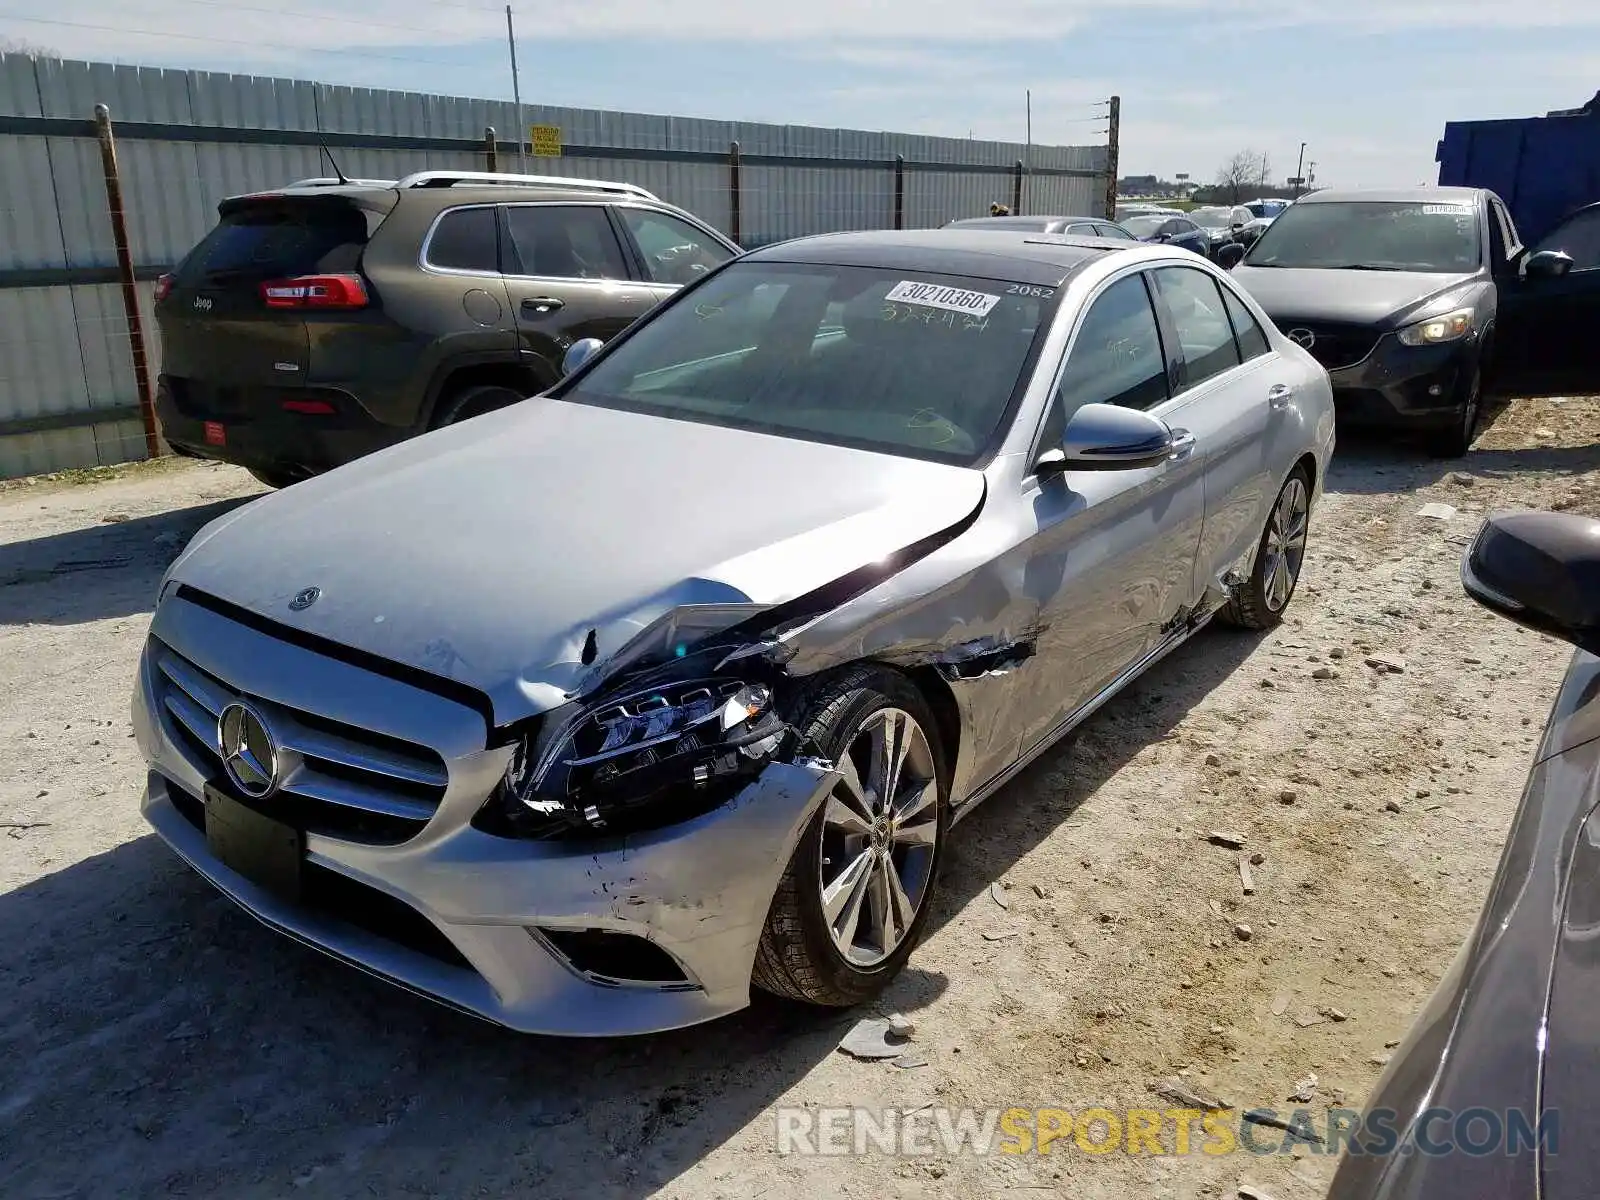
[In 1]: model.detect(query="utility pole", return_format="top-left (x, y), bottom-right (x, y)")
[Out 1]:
top-left (506, 5), bottom-right (526, 172)
top-left (1024, 89), bottom-right (1032, 216)
top-left (1103, 95), bottom-right (1120, 220)
top-left (1294, 141), bottom-right (1307, 197)
top-left (1307, 161), bottom-right (1317, 191)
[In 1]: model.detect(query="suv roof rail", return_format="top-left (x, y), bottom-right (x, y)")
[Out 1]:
top-left (392, 170), bottom-right (659, 201)
top-left (283, 176), bottom-right (399, 189)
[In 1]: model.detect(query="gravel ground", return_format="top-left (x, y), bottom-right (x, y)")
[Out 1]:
top-left (2, 398), bottom-right (1597, 1200)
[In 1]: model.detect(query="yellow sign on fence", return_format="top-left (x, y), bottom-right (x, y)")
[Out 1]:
top-left (530, 125), bottom-right (562, 158)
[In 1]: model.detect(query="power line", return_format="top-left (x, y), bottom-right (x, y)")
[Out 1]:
top-left (0, 11), bottom-right (491, 69)
top-left (172, 0), bottom-right (506, 36)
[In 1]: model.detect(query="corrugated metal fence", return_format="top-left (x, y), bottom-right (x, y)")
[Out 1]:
top-left (0, 53), bottom-right (1109, 478)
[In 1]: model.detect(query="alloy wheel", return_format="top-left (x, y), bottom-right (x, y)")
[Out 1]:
top-left (817, 707), bottom-right (940, 968)
top-left (1262, 476), bottom-right (1310, 613)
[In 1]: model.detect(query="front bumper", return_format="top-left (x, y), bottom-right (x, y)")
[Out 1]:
top-left (1326, 336), bottom-right (1477, 430)
top-left (132, 591), bottom-right (837, 1036)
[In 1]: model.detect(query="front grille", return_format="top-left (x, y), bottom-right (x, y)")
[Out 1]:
top-left (1284, 325), bottom-right (1379, 371)
top-left (152, 639), bottom-right (449, 844)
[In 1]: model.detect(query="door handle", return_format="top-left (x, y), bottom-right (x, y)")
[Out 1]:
top-left (1168, 429), bottom-right (1197, 460)
top-left (1267, 383), bottom-right (1294, 410)
top-left (521, 297), bottom-right (565, 315)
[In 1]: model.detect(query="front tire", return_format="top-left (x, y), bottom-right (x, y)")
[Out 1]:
top-left (1426, 360), bottom-right (1482, 459)
top-left (753, 667), bottom-right (948, 1007)
top-left (1221, 465), bottom-right (1312, 630)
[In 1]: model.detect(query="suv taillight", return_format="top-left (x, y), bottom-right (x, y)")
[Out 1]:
top-left (154, 272), bottom-right (175, 303)
top-left (260, 274), bottom-right (369, 310)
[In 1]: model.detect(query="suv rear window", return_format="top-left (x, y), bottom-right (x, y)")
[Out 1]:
top-left (177, 201), bottom-right (372, 285)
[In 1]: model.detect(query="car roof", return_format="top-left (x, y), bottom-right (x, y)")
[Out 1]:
top-left (226, 181), bottom-right (651, 210)
top-left (947, 215), bottom-right (1105, 228)
top-left (742, 229), bottom-right (1122, 286)
top-left (1297, 187), bottom-right (1484, 206)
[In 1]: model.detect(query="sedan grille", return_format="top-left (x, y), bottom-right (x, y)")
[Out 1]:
top-left (152, 640), bottom-right (449, 843)
top-left (1282, 324), bottom-right (1380, 372)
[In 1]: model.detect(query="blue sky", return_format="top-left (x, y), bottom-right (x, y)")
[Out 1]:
top-left (3, 0), bottom-right (1598, 188)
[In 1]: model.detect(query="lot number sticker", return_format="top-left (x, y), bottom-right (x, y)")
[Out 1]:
top-left (885, 280), bottom-right (1001, 318)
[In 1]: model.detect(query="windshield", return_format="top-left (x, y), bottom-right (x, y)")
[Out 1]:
top-left (1120, 215), bottom-right (1166, 237)
top-left (1187, 207), bottom-right (1233, 227)
top-left (557, 261), bottom-right (1055, 465)
top-left (1245, 200), bottom-right (1480, 272)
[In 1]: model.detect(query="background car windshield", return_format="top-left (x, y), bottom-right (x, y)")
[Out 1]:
top-left (561, 262), bottom-right (1052, 464)
top-left (1188, 208), bottom-right (1232, 226)
top-left (1246, 201), bottom-right (1480, 272)
top-left (1121, 215), bottom-right (1165, 237)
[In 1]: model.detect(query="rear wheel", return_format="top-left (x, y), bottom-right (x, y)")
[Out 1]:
top-left (247, 467), bottom-right (304, 489)
top-left (753, 667), bottom-right (948, 1007)
top-left (1426, 360), bottom-right (1482, 459)
top-left (1221, 466), bottom-right (1312, 630)
top-left (433, 384), bottom-right (527, 428)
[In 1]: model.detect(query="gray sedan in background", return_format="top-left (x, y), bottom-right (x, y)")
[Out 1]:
top-left (133, 230), bottom-right (1334, 1035)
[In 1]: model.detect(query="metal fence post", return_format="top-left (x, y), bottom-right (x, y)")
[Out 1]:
top-left (93, 104), bottom-right (161, 460)
top-left (1012, 160), bottom-right (1023, 215)
top-left (485, 126), bottom-right (498, 172)
top-left (1104, 95), bottom-right (1121, 220)
top-left (893, 154), bottom-right (905, 229)
top-left (729, 140), bottom-right (742, 247)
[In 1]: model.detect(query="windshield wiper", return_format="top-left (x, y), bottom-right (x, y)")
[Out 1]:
top-left (1324, 263), bottom-right (1407, 272)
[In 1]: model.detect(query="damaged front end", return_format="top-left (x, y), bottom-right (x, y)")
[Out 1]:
top-left (474, 639), bottom-right (800, 840)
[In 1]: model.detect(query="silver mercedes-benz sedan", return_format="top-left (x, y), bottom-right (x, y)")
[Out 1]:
top-left (133, 229), bottom-right (1335, 1035)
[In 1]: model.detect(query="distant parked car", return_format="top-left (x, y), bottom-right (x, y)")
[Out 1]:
top-left (152, 171), bottom-right (741, 488)
top-left (1235, 198), bottom-right (1292, 249)
top-left (1218, 186), bottom-right (1600, 456)
top-left (944, 215), bottom-right (1136, 240)
top-left (1114, 202), bottom-right (1183, 221)
top-left (1185, 206), bottom-right (1254, 257)
top-left (1119, 213), bottom-right (1210, 257)
top-left (134, 228), bottom-right (1334, 1035)
top-left (1327, 507), bottom-right (1600, 1200)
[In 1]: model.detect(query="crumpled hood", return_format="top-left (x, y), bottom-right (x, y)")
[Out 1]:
top-left (1229, 265), bottom-right (1478, 328)
top-left (166, 399), bottom-right (986, 724)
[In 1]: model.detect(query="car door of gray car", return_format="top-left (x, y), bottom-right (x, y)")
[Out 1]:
top-left (988, 272), bottom-right (1206, 776)
top-left (1147, 264), bottom-right (1293, 601)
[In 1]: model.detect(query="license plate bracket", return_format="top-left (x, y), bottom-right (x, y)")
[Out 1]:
top-left (204, 785), bottom-right (303, 902)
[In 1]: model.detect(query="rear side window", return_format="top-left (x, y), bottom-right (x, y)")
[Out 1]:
top-left (1219, 285), bottom-right (1271, 360)
top-left (504, 205), bottom-right (629, 280)
top-left (425, 207), bottom-right (499, 273)
top-left (178, 202), bottom-right (371, 285)
top-left (1152, 266), bottom-right (1241, 388)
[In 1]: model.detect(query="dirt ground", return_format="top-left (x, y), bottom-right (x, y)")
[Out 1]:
top-left (2, 398), bottom-right (1597, 1200)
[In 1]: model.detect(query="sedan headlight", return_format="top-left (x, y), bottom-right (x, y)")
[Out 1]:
top-left (479, 675), bottom-right (789, 839)
top-left (1396, 307), bottom-right (1475, 346)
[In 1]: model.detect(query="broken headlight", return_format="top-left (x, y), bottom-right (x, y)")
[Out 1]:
top-left (479, 677), bottom-right (789, 839)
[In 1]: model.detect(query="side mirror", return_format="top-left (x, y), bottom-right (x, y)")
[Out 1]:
top-left (1217, 243), bottom-right (1247, 269)
top-left (561, 337), bottom-right (605, 376)
top-left (1039, 403), bottom-right (1176, 473)
top-left (1462, 510), bottom-right (1600, 653)
top-left (1525, 250), bottom-right (1575, 280)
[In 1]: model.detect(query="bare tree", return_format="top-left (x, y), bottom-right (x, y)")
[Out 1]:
top-left (0, 35), bottom-right (60, 57)
top-left (1216, 149), bottom-right (1272, 204)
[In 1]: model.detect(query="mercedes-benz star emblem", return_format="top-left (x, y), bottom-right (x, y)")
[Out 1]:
top-left (1286, 328), bottom-right (1316, 350)
top-left (288, 586), bottom-right (321, 612)
top-left (218, 702), bottom-right (280, 799)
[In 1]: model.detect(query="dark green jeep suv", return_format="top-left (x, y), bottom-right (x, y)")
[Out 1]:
top-left (153, 171), bottom-right (741, 486)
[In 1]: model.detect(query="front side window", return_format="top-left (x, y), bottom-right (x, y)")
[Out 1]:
top-left (1152, 267), bottom-right (1242, 388)
top-left (504, 205), bottom-right (629, 280)
top-left (1538, 208), bottom-right (1600, 271)
top-left (1245, 200), bottom-right (1481, 272)
top-left (1056, 274), bottom-right (1169, 415)
top-left (618, 209), bottom-right (735, 286)
top-left (559, 262), bottom-right (1053, 464)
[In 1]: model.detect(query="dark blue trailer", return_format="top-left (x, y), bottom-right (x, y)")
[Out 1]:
top-left (1437, 96), bottom-right (1600, 244)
